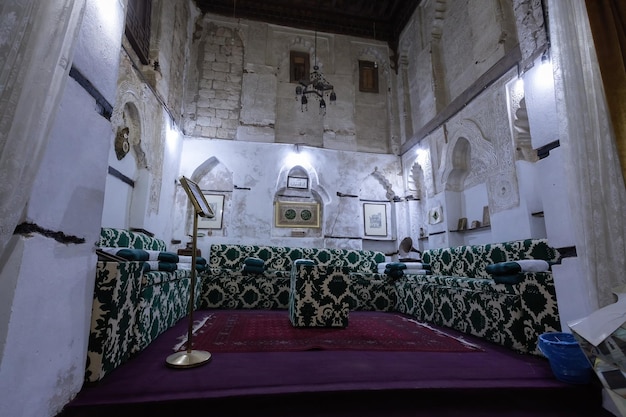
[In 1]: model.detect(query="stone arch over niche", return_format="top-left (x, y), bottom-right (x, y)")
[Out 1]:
top-left (273, 163), bottom-right (326, 238)
top-left (407, 161), bottom-right (425, 199)
top-left (108, 96), bottom-right (152, 228)
top-left (442, 137), bottom-right (470, 191)
top-left (358, 169), bottom-right (396, 239)
top-left (275, 160), bottom-right (329, 202)
top-left (113, 56), bottom-right (165, 213)
top-left (439, 119), bottom-right (498, 192)
top-left (187, 157), bottom-right (233, 235)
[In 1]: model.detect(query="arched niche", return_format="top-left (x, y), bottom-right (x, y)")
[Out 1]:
top-left (273, 163), bottom-right (325, 238)
top-left (358, 168), bottom-right (397, 242)
top-left (188, 157), bottom-right (233, 236)
top-left (442, 137), bottom-right (471, 191)
top-left (102, 99), bottom-right (151, 229)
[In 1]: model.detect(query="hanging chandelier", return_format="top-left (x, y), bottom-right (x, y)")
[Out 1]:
top-left (295, 31), bottom-right (336, 115)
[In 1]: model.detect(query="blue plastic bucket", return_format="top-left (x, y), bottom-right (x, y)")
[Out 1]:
top-left (538, 332), bottom-right (592, 384)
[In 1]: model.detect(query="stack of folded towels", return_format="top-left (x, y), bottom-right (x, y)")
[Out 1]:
top-left (486, 259), bottom-right (550, 284)
top-left (381, 262), bottom-right (407, 281)
top-left (377, 262), bottom-right (432, 277)
top-left (402, 262), bottom-right (432, 275)
top-left (242, 257), bottom-right (266, 274)
top-left (99, 247), bottom-right (207, 272)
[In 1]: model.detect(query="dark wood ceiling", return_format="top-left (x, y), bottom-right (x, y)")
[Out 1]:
top-left (192, 0), bottom-right (420, 52)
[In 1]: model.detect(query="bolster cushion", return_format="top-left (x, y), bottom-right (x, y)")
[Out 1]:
top-left (99, 247), bottom-right (149, 261)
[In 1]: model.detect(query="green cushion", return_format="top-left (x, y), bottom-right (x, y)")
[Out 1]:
top-left (486, 262), bottom-right (522, 276)
top-left (115, 248), bottom-right (149, 261)
top-left (244, 257), bottom-right (265, 267)
top-left (158, 251), bottom-right (179, 263)
top-left (493, 274), bottom-right (524, 284)
top-left (385, 262), bottom-right (407, 270)
top-left (242, 264), bottom-right (265, 274)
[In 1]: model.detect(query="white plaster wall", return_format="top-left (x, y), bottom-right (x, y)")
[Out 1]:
top-left (524, 59), bottom-right (559, 149)
top-left (175, 139), bottom-right (401, 254)
top-left (522, 57), bottom-right (578, 248)
top-left (0, 78), bottom-right (118, 417)
top-left (72, 0), bottom-right (126, 103)
top-left (142, 118), bottom-right (185, 240)
top-left (522, 55), bottom-right (592, 329)
top-left (0, 2), bottom-right (126, 416)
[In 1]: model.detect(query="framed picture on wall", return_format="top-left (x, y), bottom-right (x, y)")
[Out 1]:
top-left (363, 203), bottom-right (387, 237)
top-left (287, 176), bottom-right (309, 189)
top-left (275, 201), bottom-right (320, 228)
top-left (198, 194), bottom-right (224, 229)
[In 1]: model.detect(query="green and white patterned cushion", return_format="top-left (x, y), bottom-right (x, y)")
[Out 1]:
top-left (86, 261), bottom-right (143, 382)
top-left (89, 228), bottom-right (199, 382)
top-left (393, 266), bottom-right (560, 354)
top-left (209, 244), bottom-right (385, 274)
top-left (209, 244), bottom-right (303, 271)
top-left (289, 265), bottom-right (351, 327)
top-left (348, 272), bottom-right (396, 311)
top-left (200, 269), bottom-right (291, 310)
top-left (134, 272), bottom-right (201, 352)
top-left (422, 239), bottom-right (560, 279)
top-left (99, 227), bottom-right (167, 251)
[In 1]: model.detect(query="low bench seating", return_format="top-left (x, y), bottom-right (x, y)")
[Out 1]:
top-left (87, 236), bottom-right (563, 383)
top-left (394, 238), bottom-right (561, 354)
top-left (200, 244), bottom-right (386, 310)
top-left (86, 228), bottom-right (204, 382)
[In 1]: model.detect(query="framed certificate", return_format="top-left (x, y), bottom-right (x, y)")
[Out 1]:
top-left (287, 176), bottom-right (309, 189)
top-left (198, 194), bottom-right (225, 229)
top-left (363, 203), bottom-right (387, 237)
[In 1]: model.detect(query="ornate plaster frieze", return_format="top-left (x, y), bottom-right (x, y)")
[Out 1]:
top-left (371, 167), bottom-right (397, 201)
top-left (438, 118), bottom-right (519, 213)
top-left (512, 0), bottom-right (548, 73)
top-left (111, 54), bottom-right (164, 214)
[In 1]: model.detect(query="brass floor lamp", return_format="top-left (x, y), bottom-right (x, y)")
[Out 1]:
top-left (166, 176), bottom-right (214, 368)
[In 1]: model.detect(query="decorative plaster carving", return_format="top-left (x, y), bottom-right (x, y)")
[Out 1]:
top-left (431, 0), bottom-right (448, 111)
top-left (111, 54), bottom-right (165, 215)
top-left (371, 167), bottom-right (396, 201)
top-left (437, 117), bottom-right (519, 213)
top-left (513, 98), bottom-right (538, 162)
top-left (440, 119), bottom-right (497, 191)
top-left (512, 0), bottom-right (548, 73)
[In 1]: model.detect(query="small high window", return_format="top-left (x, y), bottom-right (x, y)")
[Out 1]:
top-left (290, 51), bottom-right (310, 83)
top-left (359, 60), bottom-right (379, 93)
top-left (126, 0), bottom-right (152, 64)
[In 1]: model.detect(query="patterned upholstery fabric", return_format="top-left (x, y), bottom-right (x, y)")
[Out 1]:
top-left (289, 265), bottom-right (351, 327)
top-left (421, 238), bottom-right (560, 279)
top-left (134, 269), bottom-right (202, 352)
top-left (87, 228), bottom-right (199, 382)
top-left (99, 227), bottom-right (167, 251)
top-left (201, 269), bottom-right (291, 310)
top-left (396, 239), bottom-right (562, 354)
top-left (89, 234), bottom-right (562, 383)
top-left (86, 261), bottom-right (143, 382)
top-left (201, 244), bottom-right (386, 311)
top-left (348, 272), bottom-right (396, 311)
top-left (208, 244), bottom-right (384, 273)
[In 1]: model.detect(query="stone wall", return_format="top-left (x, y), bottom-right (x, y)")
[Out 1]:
top-left (183, 14), bottom-right (396, 154)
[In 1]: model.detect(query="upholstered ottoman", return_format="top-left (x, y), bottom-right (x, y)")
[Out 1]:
top-left (289, 262), bottom-right (351, 327)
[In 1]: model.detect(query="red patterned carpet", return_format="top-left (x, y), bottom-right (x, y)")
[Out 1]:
top-left (174, 310), bottom-right (484, 353)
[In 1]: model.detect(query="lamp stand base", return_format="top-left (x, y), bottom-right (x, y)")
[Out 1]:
top-left (165, 350), bottom-right (212, 369)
